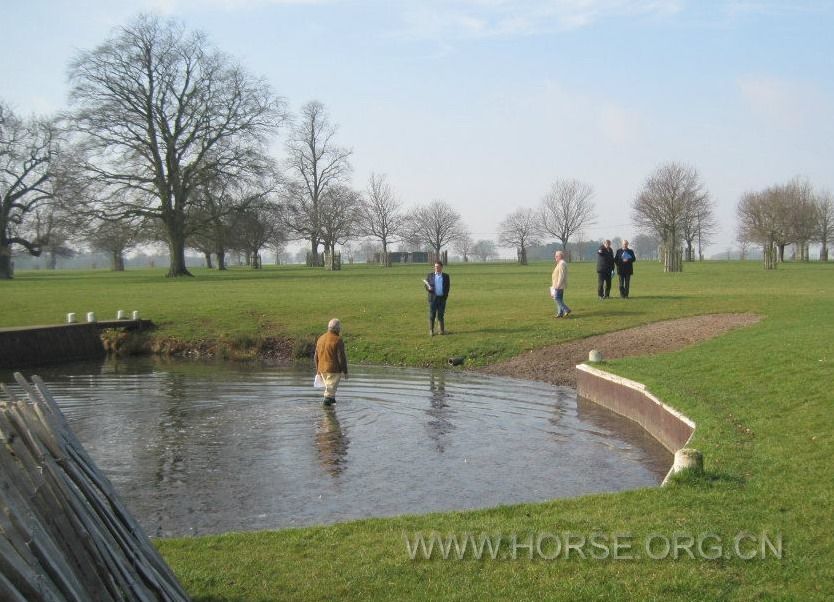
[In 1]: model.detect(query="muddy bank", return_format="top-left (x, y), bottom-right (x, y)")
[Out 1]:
top-left (477, 314), bottom-right (762, 388)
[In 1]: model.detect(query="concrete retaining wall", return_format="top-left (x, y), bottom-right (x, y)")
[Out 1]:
top-left (576, 363), bottom-right (695, 453)
top-left (0, 320), bottom-right (152, 369)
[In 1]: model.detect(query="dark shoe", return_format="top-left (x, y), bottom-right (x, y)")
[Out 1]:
top-left (323, 397), bottom-right (336, 406)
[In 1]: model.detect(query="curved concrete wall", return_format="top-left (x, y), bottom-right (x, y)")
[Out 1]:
top-left (575, 364), bottom-right (695, 454)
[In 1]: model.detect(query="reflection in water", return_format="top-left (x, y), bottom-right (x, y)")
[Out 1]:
top-left (315, 406), bottom-right (349, 477)
top-left (426, 371), bottom-right (455, 453)
top-left (3, 358), bottom-right (672, 536)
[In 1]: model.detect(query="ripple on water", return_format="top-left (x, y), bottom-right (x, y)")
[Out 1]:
top-left (3, 359), bottom-right (672, 537)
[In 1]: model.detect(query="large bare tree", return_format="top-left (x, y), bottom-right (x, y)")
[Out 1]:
top-left (632, 162), bottom-right (708, 272)
top-left (283, 101), bottom-right (352, 262)
top-left (540, 179), bottom-right (595, 260)
top-left (359, 173), bottom-right (403, 267)
top-left (67, 14), bottom-right (284, 277)
top-left (1, 102), bottom-right (61, 279)
top-left (498, 207), bottom-right (542, 265)
top-left (407, 200), bottom-right (464, 258)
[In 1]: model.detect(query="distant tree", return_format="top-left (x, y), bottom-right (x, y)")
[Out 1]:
top-left (67, 14), bottom-right (284, 277)
top-left (407, 200), bottom-right (463, 258)
top-left (737, 186), bottom-right (784, 269)
top-left (814, 189), bottom-right (834, 261)
top-left (319, 184), bottom-right (361, 269)
top-left (785, 178), bottom-right (817, 262)
top-left (540, 179), bottom-right (595, 261)
top-left (472, 239), bottom-right (498, 262)
top-left (284, 101), bottom-right (352, 262)
top-left (359, 173), bottom-right (403, 267)
top-left (1, 102), bottom-right (61, 279)
top-left (231, 200), bottom-right (284, 269)
top-left (630, 233), bottom-right (660, 261)
top-left (681, 194), bottom-right (717, 261)
top-left (633, 162), bottom-right (709, 272)
top-left (35, 206), bottom-right (76, 269)
top-left (86, 217), bottom-right (147, 271)
top-left (454, 228), bottom-right (473, 262)
top-left (498, 207), bottom-right (542, 265)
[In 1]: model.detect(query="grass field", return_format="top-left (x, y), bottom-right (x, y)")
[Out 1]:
top-left (3, 260), bottom-right (833, 600)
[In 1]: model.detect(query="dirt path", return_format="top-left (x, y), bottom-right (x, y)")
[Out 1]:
top-left (477, 313), bottom-right (762, 388)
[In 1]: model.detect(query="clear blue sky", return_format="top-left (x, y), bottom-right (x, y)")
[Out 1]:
top-left (4, 0), bottom-right (833, 255)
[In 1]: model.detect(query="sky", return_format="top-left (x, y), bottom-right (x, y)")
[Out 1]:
top-left (3, 0), bottom-right (834, 257)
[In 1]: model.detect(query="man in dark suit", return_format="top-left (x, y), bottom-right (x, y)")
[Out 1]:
top-left (596, 239), bottom-right (615, 299)
top-left (425, 261), bottom-right (451, 336)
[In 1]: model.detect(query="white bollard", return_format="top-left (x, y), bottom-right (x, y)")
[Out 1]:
top-left (671, 448), bottom-right (704, 475)
top-left (116, 310), bottom-right (127, 320)
top-left (588, 349), bottom-right (603, 362)
top-left (131, 310), bottom-right (140, 320)
top-left (66, 313), bottom-right (77, 324)
top-left (86, 312), bottom-right (97, 323)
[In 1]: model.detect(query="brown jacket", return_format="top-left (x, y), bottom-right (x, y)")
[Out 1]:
top-left (315, 331), bottom-right (348, 374)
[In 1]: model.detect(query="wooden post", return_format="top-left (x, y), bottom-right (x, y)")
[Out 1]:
top-left (1, 374), bottom-right (190, 602)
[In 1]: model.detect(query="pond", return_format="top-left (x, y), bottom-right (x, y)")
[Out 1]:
top-left (5, 358), bottom-right (672, 537)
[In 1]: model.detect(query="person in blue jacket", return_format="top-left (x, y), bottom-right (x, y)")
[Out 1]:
top-left (614, 240), bottom-right (637, 298)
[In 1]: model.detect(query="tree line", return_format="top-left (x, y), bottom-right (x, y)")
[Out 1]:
top-left (3, 15), bottom-right (831, 279)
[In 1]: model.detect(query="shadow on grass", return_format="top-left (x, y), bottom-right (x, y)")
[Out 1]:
top-left (667, 468), bottom-right (747, 488)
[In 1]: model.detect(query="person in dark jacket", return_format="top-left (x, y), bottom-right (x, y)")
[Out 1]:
top-left (425, 261), bottom-right (451, 336)
top-left (614, 240), bottom-right (637, 298)
top-left (595, 239), bottom-right (615, 299)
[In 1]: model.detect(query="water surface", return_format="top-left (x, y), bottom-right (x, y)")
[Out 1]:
top-left (6, 358), bottom-right (671, 537)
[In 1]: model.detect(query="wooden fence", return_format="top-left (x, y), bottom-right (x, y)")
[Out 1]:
top-left (0, 373), bottom-right (189, 602)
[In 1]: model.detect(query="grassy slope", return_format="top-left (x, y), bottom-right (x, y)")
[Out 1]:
top-left (3, 260), bottom-right (833, 600)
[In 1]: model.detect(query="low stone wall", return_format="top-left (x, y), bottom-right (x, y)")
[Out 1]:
top-left (575, 364), bottom-right (695, 454)
top-left (0, 320), bottom-right (152, 369)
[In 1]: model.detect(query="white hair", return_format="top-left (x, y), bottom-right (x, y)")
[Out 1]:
top-left (327, 318), bottom-right (341, 332)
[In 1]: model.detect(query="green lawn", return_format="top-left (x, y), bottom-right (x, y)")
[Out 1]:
top-left (3, 260), bottom-right (833, 600)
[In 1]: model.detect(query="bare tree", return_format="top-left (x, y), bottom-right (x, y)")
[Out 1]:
top-left (472, 239), bottom-right (497, 262)
top-left (407, 200), bottom-right (463, 258)
top-left (681, 194), bottom-right (717, 261)
top-left (540, 179), bottom-right (595, 260)
top-left (631, 232), bottom-right (660, 261)
top-left (67, 14), bottom-right (284, 277)
top-left (498, 207), bottom-right (542, 265)
top-left (633, 162), bottom-right (708, 272)
top-left (284, 100), bottom-right (352, 262)
top-left (814, 189), bottom-right (834, 261)
top-left (785, 178), bottom-right (817, 262)
top-left (231, 200), bottom-right (284, 269)
top-left (188, 171), bottom-right (275, 270)
top-left (454, 228), bottom-right (473, 262)
top-left (359, 173), bottom-right (403, 267)
top-left (1, 103), bottom-right (61, 278)
top-left (86, 217), bottom-right (147, 271)
top-left (35, 206), bottom-right (76, 269)
top-left (737, 186), bottom-right (784, 269)
top-left (319, 184), bottom-right (361, 269)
